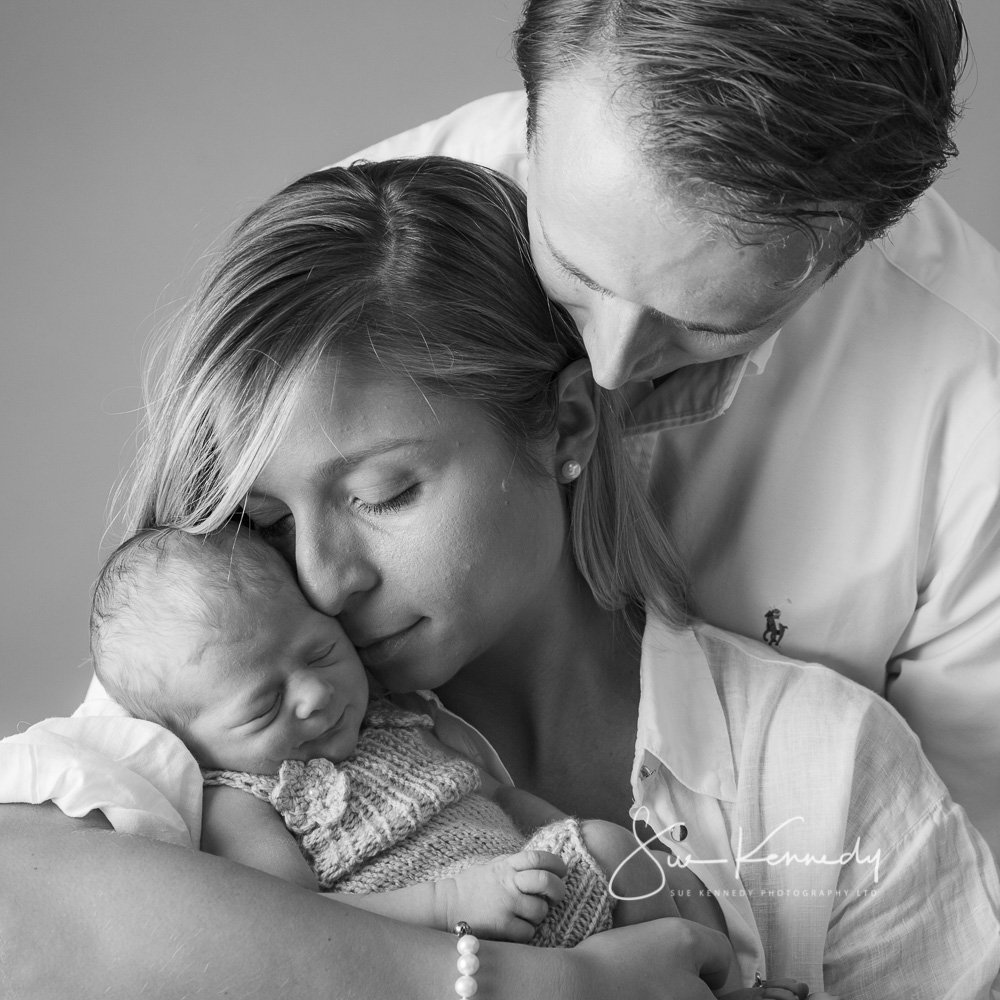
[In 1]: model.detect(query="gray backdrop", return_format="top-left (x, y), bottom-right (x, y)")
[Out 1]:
top-left (2, 0), bottom-right (997, 736)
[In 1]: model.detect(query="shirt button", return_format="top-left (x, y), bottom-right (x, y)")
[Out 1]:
top-left (639, 764), bottom-right (653, 779)
top-left (670, 823), bottom-right (688, 842)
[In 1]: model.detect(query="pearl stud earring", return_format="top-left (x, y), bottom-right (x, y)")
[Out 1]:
top-left (561, 459), bottom-right (583, 482)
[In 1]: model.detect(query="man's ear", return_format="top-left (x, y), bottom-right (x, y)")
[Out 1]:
top-left (554, 358), bottom-right (600, 480)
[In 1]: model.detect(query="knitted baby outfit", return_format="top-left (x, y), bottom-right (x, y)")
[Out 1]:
top-left (203, 700), bottom-right (613, 947)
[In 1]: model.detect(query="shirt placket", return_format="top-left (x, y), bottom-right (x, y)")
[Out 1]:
top-left (633, 754), bottom-right (766, 988)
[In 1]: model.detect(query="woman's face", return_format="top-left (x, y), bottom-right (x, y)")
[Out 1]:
top-left (244, 358), bottom-right (575, 694)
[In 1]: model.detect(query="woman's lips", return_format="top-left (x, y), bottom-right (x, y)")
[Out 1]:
top-left (355, 620), bottom-right (423, 667)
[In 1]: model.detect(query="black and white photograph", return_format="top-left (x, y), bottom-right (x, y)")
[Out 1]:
top-left (3, 2), bottom-right (1000, 996)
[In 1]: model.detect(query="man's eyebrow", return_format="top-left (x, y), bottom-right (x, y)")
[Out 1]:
top-left (247, 437), bottom-right (425, 499)
top-left (541, 222), bottom-right (762, 338)
top-left (539, 222), bottom-right (616, 297)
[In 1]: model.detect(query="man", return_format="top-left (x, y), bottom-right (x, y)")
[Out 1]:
top-left (344, 0), bottom-right (1000, 855)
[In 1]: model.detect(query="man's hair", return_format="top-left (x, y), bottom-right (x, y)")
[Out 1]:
top-left (515, 0), bottom-right (967, 255)
top-left (90, 523), bottom-right (283, 727)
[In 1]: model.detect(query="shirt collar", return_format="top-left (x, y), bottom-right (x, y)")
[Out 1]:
top-left (635, 618), bottom-right (738, 803)
top-left (625, 330), bottom-right (781, 433)
top-left (746, 329), bottom-right (779, 373)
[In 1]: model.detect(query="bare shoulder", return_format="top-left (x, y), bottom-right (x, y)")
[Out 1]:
top-left (201, 783), bottom-right (317, 890)
top-left (201, 784), bottom-right (285, 842)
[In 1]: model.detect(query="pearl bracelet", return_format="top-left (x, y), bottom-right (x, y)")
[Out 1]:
top-left (453, 922), bottom-right (480, 998)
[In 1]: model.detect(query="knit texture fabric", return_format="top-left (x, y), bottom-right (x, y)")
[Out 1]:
top-left (204, 700), bottom-right (612, 947)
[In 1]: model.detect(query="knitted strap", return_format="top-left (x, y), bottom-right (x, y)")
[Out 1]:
top-left (526, 817), bottom-right (614, 948)
top-left (272, 703), bottom-right (482, 884)
top-left (202, 767), bottom-right (277, 802)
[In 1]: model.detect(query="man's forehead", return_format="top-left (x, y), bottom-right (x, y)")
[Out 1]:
top-left (528, 65), bottom-right (848, 283)
top-left (531, 186), bottom-right (822, 324)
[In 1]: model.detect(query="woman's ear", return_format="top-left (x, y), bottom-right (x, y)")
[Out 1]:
top-left (554, 358), bottom-right (600, 481)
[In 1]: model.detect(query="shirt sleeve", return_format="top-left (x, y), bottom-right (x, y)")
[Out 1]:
top-left (0, 703), bottom-right (203, 848)
top-left (330, 90), bottom-right (529, 187)
top-left (823, 693), bottom-right (1000, 999)
top-left (886, 407), bottom-right (1000, 860)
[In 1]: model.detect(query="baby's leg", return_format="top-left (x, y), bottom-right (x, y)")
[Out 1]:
top-left (580, 819), bottom-right (726, 934)
top-left (580, 819), bottom-right (677, 926)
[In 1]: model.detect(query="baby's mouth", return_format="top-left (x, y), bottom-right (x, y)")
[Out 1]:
top-left (299, 706), bottom-right (347, 748)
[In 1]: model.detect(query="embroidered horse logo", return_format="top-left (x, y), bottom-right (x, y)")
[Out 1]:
top-left (763, 608), bottom-right (789, 647)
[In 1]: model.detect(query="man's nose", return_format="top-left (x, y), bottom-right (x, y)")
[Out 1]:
top-left (577, 298), bottom-right (654, 390)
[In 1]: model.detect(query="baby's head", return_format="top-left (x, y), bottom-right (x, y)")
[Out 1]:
top-left (91, 523), bottom-right (369, 773)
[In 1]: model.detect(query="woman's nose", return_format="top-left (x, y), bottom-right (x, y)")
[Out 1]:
top-left (289, 670), bottom-right (333, 720)
top-left (294, 522), bottom-right (379, 617)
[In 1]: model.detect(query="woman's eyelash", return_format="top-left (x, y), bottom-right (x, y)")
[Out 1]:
top-left (355, 485), bottom-right (418, 515)
top-left (244, 485), bottom-right (418, 534)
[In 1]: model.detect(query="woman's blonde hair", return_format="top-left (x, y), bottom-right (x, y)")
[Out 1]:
top-left (127, 156), bottom-right (689, 629)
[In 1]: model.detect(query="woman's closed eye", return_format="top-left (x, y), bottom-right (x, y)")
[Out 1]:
top-left (353, 483), bottom-right (420, 516)
top-left (245, 483), bottom-right (420, 535)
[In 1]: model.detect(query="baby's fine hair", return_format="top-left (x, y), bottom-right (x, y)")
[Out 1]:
top-left (90, 522), bottom-right (282, 727)
top-left (126, 156), bottom-right (690, 633)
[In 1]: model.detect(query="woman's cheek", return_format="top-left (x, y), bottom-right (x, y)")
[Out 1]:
top-left (388, 514), bottom-right (466, 596)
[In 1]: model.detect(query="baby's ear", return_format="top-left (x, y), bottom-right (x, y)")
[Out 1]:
top-left (554, 359), bottom-right (600, 475)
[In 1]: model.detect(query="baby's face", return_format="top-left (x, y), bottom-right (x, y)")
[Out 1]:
top-left (178, 571), bottom-right (369, 774)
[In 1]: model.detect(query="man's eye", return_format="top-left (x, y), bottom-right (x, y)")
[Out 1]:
top-left (684, 323), bottom-right (757, 341)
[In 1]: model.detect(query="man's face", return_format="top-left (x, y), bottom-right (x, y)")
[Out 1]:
top-left (527, 68), bottom-right (841, 389)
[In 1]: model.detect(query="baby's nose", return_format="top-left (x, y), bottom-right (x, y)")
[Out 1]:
top-left (291, 671), bottom-right (333, 719)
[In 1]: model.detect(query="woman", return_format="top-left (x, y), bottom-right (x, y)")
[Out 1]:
top-left (3, 157), bottom-right (998, 998)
